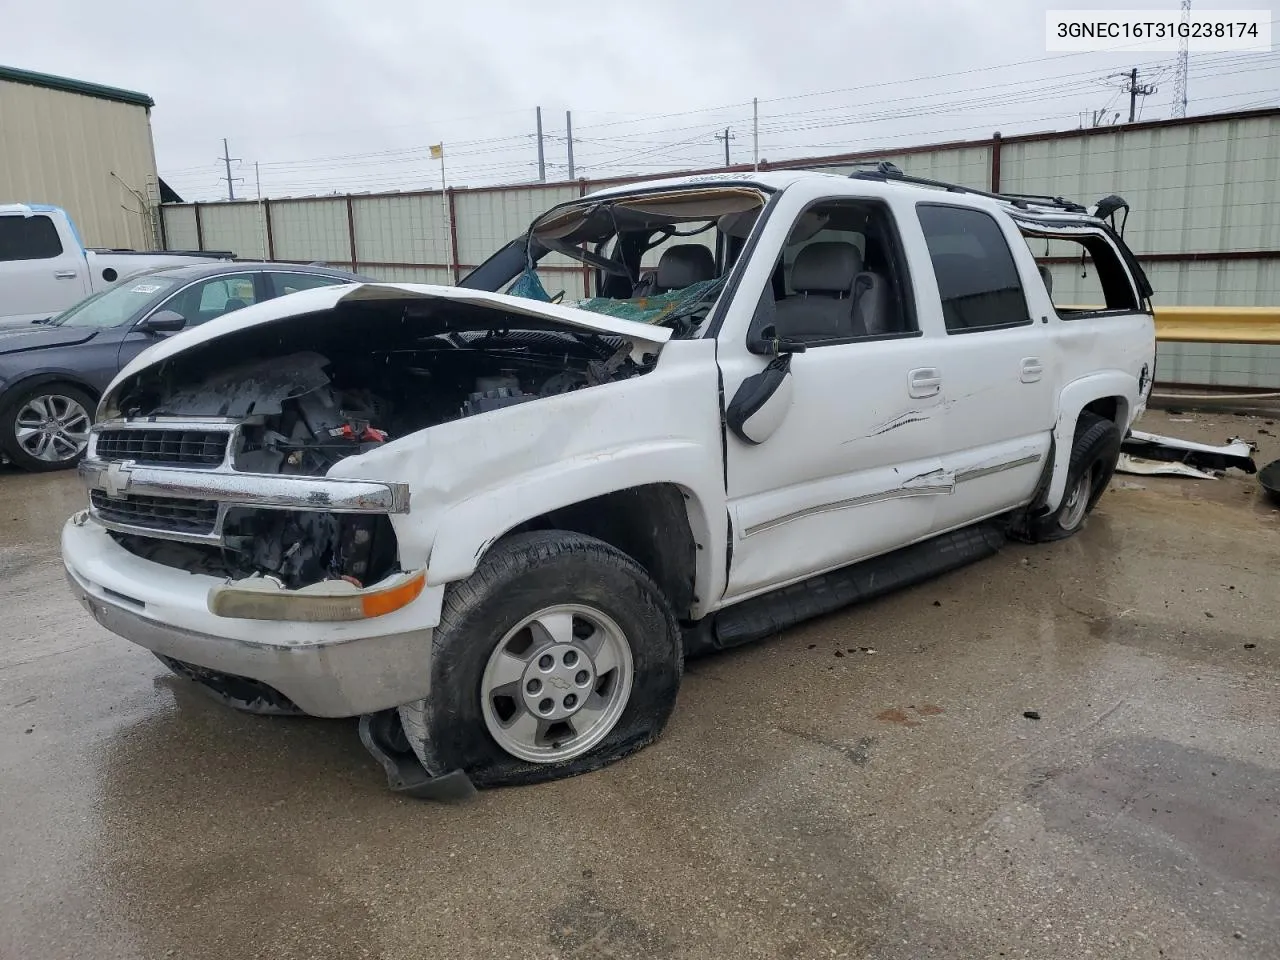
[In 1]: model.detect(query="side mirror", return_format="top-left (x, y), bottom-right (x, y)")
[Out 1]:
top-left (748, 324), bottom-right (808, 356)
top-left (138, 310), bottom-right (187, 334)
top-left (726, 354), bottom-right (795, 445)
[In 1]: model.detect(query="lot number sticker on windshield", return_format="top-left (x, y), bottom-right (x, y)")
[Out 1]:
top-left (130, 283), bottom-right (164, 294)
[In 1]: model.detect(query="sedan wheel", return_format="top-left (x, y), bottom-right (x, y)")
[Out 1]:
top-left (1, 384), bottom-right (95, 471)
top-left (16, 393), bottom-right (91, 463)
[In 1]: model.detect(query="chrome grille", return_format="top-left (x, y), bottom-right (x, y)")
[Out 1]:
top-left (90, 491), bottom-right (219, 536)
top-left (94, 428), bottom-right (229, 467)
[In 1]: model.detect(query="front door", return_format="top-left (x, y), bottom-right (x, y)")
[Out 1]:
top-left (717, 196), bottom-right (946, 602)
top-left (116, 272), bottom-right (265, 370)
top-left (0, 211), bottom-right (90, 321)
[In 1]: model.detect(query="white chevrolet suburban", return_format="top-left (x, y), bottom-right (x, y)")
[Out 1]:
top-left (61, 166), bottom-right (1155, 798)
top-left (0, 204), bottom-right (231, 325)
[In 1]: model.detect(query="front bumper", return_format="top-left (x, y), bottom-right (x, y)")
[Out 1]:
top-left (79, 456), bottom-right (410, 546)
top-left (62, 516), bottom-right (441, 717)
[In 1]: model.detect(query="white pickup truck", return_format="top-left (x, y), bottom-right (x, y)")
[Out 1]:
top-left (61, 166), bottom-right (1155, 798)
top-left (0, 204), bottom-right (231, 325)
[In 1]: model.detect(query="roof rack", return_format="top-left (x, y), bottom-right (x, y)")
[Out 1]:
top-left (849, 161), bottom-right (1088, 214)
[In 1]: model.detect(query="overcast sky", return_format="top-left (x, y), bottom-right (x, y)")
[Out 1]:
top-left (1, 0), bottom-right (1276, 201)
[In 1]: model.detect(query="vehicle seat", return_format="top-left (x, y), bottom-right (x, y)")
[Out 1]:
top-left (1038, 263), bottom-right (1054, 297)
top-left (775, 241), bottom-right (890, 341)
top-left (651, 244), bottom-right (715, 293)
top-left (221, 298), bottom-right (249, 314)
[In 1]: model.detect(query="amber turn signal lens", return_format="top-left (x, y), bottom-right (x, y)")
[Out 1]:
top-left (208, 569), bottom-right (426, 621)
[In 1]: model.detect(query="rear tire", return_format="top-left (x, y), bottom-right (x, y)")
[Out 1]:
top-left (1028, 411), bottom-right (1121, 542)
top-left (398, 531), bottom-right (682, 788)
top-left (0, 382), bottom-right (95, 472)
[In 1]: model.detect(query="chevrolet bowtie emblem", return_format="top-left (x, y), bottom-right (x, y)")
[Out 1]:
top-left (102, 461), bottom-right (134, 499)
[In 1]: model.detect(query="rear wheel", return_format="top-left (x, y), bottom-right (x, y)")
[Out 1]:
top-left (398, 531), bottom-right (682, 788)
top-left (1029, 411), bottom-right (1122, 541)
top-left (0, 382), bottom-right (94, 472)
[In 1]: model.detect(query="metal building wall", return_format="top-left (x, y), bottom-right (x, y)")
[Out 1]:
top-left (159, 108), bottom-right (1280, 387)
top-left (0, 77), bottom-right (159, 249)
top-left (162, 205), bottom-right (199, 251)
top-left (197, 202), bottom-right (268, 260)
top-left (269, 199), bottom-right (351, 266)
top-left (454, 185), bottom-right (587, 298)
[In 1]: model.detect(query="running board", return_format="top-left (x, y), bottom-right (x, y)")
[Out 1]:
top-left (695, 523), bottom-right (1006, 653)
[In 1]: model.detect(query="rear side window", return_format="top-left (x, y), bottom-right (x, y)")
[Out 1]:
top-left (0, 215), bottom-right (64, 261)
top-left (1023, 234), bottom-right (1140, 316)
top-left (270, 272), bottom-right (347, 297)
top-left (917, 204), bottom-right (1030, 333)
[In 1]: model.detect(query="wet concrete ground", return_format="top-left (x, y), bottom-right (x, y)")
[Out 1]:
top-left (2, 408), bottom-right (1278, 960)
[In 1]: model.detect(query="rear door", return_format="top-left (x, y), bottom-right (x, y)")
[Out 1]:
top-left (267, 271), bottom-right (351, 298)
top-left (1022, 221), bottom-right (1155, 422)
top-left (913, 203), bottom-right (1056, 532)
top-left (0, 212), bottom-right (90, 321)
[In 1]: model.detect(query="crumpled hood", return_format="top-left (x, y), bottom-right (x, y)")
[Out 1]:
top-left (105, 281), bottom-right (672, 399)
top-left (0, 323), bottom-right (96, 355)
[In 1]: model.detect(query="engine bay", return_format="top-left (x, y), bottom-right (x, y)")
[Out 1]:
top-left (102, 312), bottom-right (659, 590)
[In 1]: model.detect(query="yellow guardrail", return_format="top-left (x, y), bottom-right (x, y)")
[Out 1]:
top-left (1064, 306), bottom-right (1280, 344)
top-left (1152, 306), bottom-right (1280, 345)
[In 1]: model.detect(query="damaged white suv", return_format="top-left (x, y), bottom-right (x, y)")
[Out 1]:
top-left (62, 165), bottom-right (1155, 797)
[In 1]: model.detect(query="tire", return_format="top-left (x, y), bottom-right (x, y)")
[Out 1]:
top-left (1028, 411), bottom-right (1122, 542)
top-left (398, 531), bottom-right (682, 788)
top-left (0, 382), bottom-right (95, 472)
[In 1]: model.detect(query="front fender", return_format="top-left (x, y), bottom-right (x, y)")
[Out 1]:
top-left (423, 440), bottom-right (726, 617)
top-left (1044, 372), bottom-right (1135, 512)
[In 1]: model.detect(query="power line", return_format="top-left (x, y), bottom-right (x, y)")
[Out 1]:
top-left (159, 50), bottom-right (1271, 182)
top-left (160, 48), bottom-right (1278, 199)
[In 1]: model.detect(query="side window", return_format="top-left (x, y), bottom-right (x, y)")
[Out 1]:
top-left (917, 204), bottom-right (1030, 333)
top-left (270, 272), bottom-right (347, 298)
top-left (163, 274), bottom-right (260, 327)
top-left (759, 199), bottom-right (916, 347)
top-left (0, 214), bottom-right (64, 261)
top-left (1024, 235), bottom-right (1139, 316)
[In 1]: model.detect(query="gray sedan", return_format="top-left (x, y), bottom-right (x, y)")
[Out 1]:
top-left (0, 262), bottom-right (367, 471)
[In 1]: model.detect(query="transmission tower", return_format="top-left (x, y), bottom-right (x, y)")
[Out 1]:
top-left (1171, 0), bottom-right (1191, 118)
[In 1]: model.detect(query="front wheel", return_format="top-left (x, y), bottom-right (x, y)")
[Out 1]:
top-left (0, 382), bottom-right (95, 472)
top-left (398, 531), bottom-right (682, 788)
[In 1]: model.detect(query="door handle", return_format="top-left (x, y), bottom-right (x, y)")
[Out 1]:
top-left (908, 367), bottom-right (942, 398)
top-left (54, 270), bottom-right (78, 279)
top-left (1020, 357), bottom-right (1044, 383)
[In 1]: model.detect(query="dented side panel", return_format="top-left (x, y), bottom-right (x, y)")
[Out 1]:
top-left (327, 338), bottom-right (728, 618)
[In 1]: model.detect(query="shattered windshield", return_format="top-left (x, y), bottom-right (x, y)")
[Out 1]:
top-left (506, 185), bottom-right (767, 336)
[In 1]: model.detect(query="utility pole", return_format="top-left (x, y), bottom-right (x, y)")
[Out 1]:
top-left (752, 98), bottom-right (759, 170)
top-left (535, 107), bottom-right (546, 182)
top-left (1171, 0), bottom-right (1192, 117)
top-left (714, 127), bottom-right (736, 167)
top-left (255, 161), bottom-right (266, 258)
top-left (565, 110), bottom-right (575, 180)
top-left (220, 138), bottom-right (241, 200)
top-left (1121, 67), bottom-right (1158, 123)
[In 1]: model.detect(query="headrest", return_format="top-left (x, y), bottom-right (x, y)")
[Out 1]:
top-left (655, 244), bottom-right (715, 290)
top-left (717, 209), bottom-right (759, 239)
top-left (1038, 263), bottom-right (1053, 296)
top-left (791, 241), bottom-right (863, 294)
